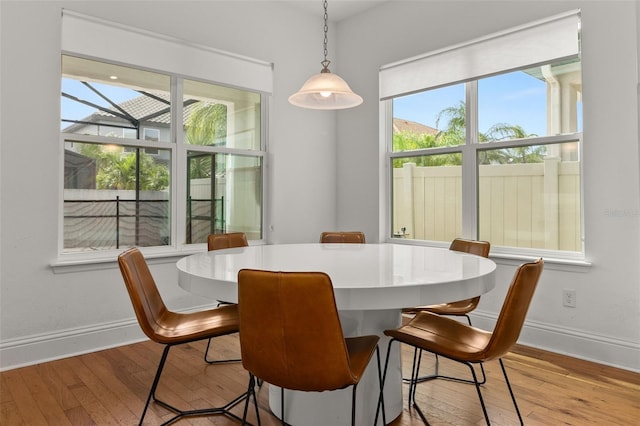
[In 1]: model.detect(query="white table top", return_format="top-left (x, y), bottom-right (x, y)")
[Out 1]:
top-left (177, 243), bottom-right (496, 310)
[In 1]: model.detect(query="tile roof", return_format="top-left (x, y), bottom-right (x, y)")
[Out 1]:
top-left (393, 118), bottom-right (438, 135)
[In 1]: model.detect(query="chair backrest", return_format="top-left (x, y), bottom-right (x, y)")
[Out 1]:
top-left (118, 247), bottom-right (168, 343)
top-left (208, 232), bottom-right (248, 251)
top-left (449, 238), bottom-right (491, 258)
top-left (320, 231), bottom-right (366, 244)
top-left (483, 258), bottom-right (544, 361)
top-left (447, 238), bottom-right (491, 307)
top-left (237, 269), bottom-right (357, 391)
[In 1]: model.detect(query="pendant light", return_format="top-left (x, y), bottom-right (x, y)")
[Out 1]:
top-left (288, 0), bottom-right (363, 110)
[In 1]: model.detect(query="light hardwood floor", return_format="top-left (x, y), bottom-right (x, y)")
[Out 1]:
top-left (1, 334), bottom-right (638, 425)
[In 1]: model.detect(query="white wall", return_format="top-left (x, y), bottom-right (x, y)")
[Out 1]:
top-left (336, 1), bottom-right (640, 370)
top-left (1, 0), bottom-right (638, 372)
top-left (0, 0), bottom-right (339, 370)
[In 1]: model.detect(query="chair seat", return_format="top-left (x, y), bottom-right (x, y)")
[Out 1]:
top-left (385, 311), bottom-right (492, 362)
top-left (153, 304), bottom-right (239, 345)
top-left (402, 296), bottom-right (480, 316)
top-left (345, 335), bottom-right (380, 382)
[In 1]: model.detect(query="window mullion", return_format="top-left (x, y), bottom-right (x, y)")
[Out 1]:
top-left (462, 81), bottom-right (479, 239)
top-left (173, 77), bottom-right (186, 249)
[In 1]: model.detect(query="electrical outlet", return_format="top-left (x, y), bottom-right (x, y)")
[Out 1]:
top-left (562, 289), bottom-right (576, 308)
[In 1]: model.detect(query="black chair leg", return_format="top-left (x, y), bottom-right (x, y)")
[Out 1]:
top-left (376, 339), bottom-right (396, 426)
top-left (407, 348), bottom-right (431, 425)
top-left (464, 360), bottom-right (492, 425)
top-left (375, 346), bottom-right (387, 426)
top-left (242, 374), bottom-right (262, 426)
top-left (351, 384), bottom-right (357, 426)
top-left (204, 336), bottom-right (242, 364)
top-left (398, 345), bottom-right (483, 425)
top-left (407, 348), bottom-right (487, 386)
top-left (144, 344), bottom-right (249, 426)
top-left (403, 314), bottom-right (487, 386)
top-left (139, 345), bottom-right (171, 425)
top-left (204, 301), bottom-right (242, 364)
top-left (500, 358), bottom-right (524, 425)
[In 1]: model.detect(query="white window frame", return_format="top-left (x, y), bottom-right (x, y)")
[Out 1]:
top-left (54, 11), bottom-right (272, 269)
top-left (379, 10), bottom-right (588, 265)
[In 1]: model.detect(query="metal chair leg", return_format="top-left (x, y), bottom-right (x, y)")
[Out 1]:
top-left (466, 360), bottom-right (492, 425)
top-left (351, 383), bottom-right (357, 426)
top-left (500, 358), bottom-right (524, 425)
top-left (403, 316), bottom-right (486, 387)
top-left (376, 339), bottom-right (397, 426)
top-left (204, 301), bottom-right (242, 364)
top-left (409, 354), bottom-right (479, 425)
top-left (203, 336), bottom-right (241, 364)
top-left (395, 345), bottom-right (497, 426)
top-left (406, 347), bottom-right (487, 386)
top-left (143, 344), bottom-right (249, 426)
top-left (375, 346), bottom-right (387, 426)
top-left (242, 374), bottom-right (262, 426)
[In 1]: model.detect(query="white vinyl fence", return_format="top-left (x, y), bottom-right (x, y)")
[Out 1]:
top-left (393, 159), bottom-right (581, 251)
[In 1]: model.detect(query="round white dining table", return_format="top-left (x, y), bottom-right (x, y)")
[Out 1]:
top-left (177, 243), bottom-right (496, 425)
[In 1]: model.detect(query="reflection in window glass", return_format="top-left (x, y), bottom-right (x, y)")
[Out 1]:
top-left (478, 143), bottom-right (581, 251)
top-left (392, 84), bottom-right (465, 151)
top-left (184, 79), bottom-right (261, 150)
top-left (61, 55), bottom-right (171, 142)
top-left (478, 58), bottom-right (582, 141)
top-left (63, 141), bottom-right (171, 251)
top-left (391, 153), bottom-right (462, 242)
top-left (187, 152), bottom-right (262, 244)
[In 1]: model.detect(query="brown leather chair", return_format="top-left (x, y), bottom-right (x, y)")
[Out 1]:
top-left (320, 231), bottom-right (366, 243)
top-left (382, 258), bottom-right (544, 425)
top-left (402, 238), bottom-right (491, 385)
top-left (403, 238), bottom-right (490, 320)
top-left (118, 248), bottom-right (250, 425)
top-left (203, 232), bottom-right (249, 364)
top-left (208, 232), bottom-right (249, 251)
top-left (237, 269), bottom-right (385, 426)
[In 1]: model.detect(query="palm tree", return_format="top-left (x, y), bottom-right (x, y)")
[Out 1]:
top-left (392, 101), bottom-right (544, 166)
top-left (78, 144), bottom-right (168, 190)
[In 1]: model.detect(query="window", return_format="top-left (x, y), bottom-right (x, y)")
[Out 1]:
top-left (381, 10), bottom-right (582, 255)
top-left (183, 79), bottom-right (263, 244)
top-left (60, 11), bottom-right (271, 256)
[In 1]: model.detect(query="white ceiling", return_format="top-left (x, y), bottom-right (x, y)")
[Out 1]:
top-left (282, 0), bottom-right (388, 22)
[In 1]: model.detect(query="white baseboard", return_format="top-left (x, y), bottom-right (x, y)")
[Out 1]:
top-left (2, 309), bottom-right (639, 373)
top-left (0, 318), bottom-right (147, 372)
top-left (0, 304), bottom-right (218, 372)
top-left (471, 311), bottom-right (640, 373)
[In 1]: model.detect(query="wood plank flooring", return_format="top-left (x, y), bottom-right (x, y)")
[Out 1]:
top-left (1, 334), bottom-right (638, 425)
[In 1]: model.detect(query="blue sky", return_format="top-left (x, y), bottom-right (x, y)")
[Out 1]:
top-left (392, 71), bottom-right (551, 137)
top-left (61, 79), bottom-right (138, 128)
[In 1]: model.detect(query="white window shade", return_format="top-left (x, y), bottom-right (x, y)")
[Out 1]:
top-left (379, 9), bottom-right (580, 100)
top-left (62, 10), bottom-right (273, 94)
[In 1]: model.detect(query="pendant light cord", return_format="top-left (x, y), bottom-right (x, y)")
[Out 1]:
top-left (321, 0), bottom-right (330, 73)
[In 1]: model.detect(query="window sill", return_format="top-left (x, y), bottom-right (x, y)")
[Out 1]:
top-left (51, 246), bottom-right (206, 274)
top-left (387, 238), bottom-right (592, 272)
top-left (490, 252), bottom-right (592, 272)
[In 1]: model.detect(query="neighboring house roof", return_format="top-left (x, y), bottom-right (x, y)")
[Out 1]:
top-left (114, 93), bottom-right (172, 124)
top-left (63, 92), bottom-right (197, 133)
top-left (393, 118), bottom-right (438, 135)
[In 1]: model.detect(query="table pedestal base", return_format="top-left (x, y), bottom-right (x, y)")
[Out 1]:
top-left (268, 309), bottom-right (403, 426)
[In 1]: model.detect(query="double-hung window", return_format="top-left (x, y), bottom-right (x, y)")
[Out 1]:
top-left (59, 11), bottom-right (271, 257)
top-left (380, 10), bottom-right (583, 257)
